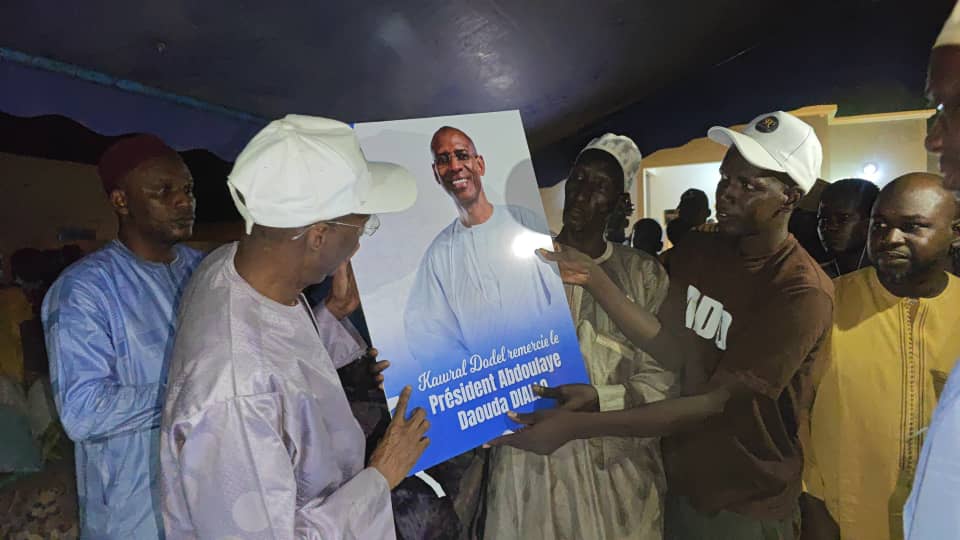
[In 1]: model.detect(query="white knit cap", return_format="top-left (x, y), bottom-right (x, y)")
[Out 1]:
top-left (579, 133), bottom-right (642, 192)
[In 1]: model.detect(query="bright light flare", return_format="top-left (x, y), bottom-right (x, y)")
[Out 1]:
top-left (511, 230), bottom-right (553, 259)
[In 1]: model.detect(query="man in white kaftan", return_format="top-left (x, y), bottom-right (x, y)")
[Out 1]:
top-left (405, 204), bottom-right (566, 365)
top-left (160, 115), bottom-right (428, 539)
top-left (404, 126), bottom-right (568, 367)
top-left (160, 244), bottom-right (391, 538)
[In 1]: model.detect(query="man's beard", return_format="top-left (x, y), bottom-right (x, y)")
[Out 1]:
top-left (149, 223), bottom-right (192, 245)
top-left (879, 257), bottom-right (939, 284)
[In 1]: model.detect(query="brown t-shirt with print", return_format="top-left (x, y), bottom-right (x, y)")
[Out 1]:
top-left (653, 232), bottom-right (834, 520)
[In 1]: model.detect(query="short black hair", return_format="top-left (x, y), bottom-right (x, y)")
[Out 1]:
top-left (633, 218), bottom-right (662, 238)
top-left (632, 218), bottom-right (663, 253)
top-left (678, 189), bottom-right (708, 210)
top-left (677, 188), bottom-right (711, 224)
top-left (821, 178), bottom-right (880, 216)
top-left (666, 218), bottom-right (693, 245)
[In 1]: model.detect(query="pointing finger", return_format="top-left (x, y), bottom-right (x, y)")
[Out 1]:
top-left (394, 386), bottom-right (412, 419)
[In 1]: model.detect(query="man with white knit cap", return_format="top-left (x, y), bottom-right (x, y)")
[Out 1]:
top-left (903, 4), bottom-right (960, 538)
top-left (485, 133), bottom-right (673, 539)
top-left (492, 111), bottom-right (834, 540)
top-left (159, 115), bottom-right (429, 539)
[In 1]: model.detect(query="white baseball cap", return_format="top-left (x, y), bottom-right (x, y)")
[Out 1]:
top-left (228, 115), bottom-right (417, 234)
top-left (708, 111), bottom-right (822, 193)
top-left (935, 1), bottom-right (960, 48)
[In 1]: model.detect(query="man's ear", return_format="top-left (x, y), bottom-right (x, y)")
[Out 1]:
top-left (432, 164), bottom-right (442, 185)
top-left (110, 189), bottom-right (130, 216)
top-left (951, 217), bottom-right (960, 243)
top-left (476, 154), bottom-right (486, 176)
top-left (783, 186), bottom-right (804, 212)
top-left (307, 223), bottom-right (330, 251)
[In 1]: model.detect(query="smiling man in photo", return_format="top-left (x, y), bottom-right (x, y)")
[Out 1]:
top-left (403, 126), bottom-right (567, 369)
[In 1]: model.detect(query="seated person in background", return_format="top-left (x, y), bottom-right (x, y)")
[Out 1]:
top-left (0, 253), bottom-right (36, 384)
top-left (632, 218), bottom-right (664, 256)
top-left (803, 173), bottom-right (960, 540)
top-left (816, 178), bottom-right (879, 278)
top-left (10, 248), bottom-right (48, 318)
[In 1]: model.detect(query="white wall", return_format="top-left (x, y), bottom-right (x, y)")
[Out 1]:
top-left (643, 161), bottom-right (721, 228)
top-left (635, 107), bottom-right (933, 225)
top-left (0, 152), bottom-right (115, 263)
top-left (828, 118), bottom-right (930, 186)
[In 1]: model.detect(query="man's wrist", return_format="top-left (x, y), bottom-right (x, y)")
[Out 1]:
top-left (583, 261), bottom-right (606, 291)
top-left (369, 464), bottom-right (396, 490)
top-left (563, 411), bottom-right (593, 441)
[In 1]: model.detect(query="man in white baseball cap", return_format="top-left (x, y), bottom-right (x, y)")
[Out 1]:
top-left (708, 110), bottom-right (822, 195)
top-left (159, 115), bottom-right (428, 539)
top-left (492, 110), bottom-right (833, 540)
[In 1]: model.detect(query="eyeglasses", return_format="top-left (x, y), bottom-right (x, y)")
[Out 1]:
top-left (433, 150), bottom-right (477, 169)
top-left (328, 214), bottom-right (380, 236)
top-left (290, 214), bottom-right (380, 240)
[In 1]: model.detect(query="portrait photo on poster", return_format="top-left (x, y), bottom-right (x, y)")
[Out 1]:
top-left (351, 111), bottom-right (588, 473)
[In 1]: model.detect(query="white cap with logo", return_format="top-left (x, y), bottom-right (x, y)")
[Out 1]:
top-left (228, 115), bottom-right (418, 234)
top-left (935, 1), bottom-right (960, 48)
top-left (707, 111), bottom-right (822, 193)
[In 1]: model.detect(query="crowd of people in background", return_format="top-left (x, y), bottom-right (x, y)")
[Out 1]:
top-left (4, 2), bottom-right (960, 540)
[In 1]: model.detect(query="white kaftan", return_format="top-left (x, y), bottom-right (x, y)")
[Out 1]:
top-left (160, 243), bottom-right (393, 539)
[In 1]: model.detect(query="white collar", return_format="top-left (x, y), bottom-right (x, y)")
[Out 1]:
top-left (594, 242), bottom-right (615, 264)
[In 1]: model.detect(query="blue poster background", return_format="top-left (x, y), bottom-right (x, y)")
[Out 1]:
top-left (352, 111), bottom-right (588, 473)
top-left (395, 314), bottom-right (587, 473)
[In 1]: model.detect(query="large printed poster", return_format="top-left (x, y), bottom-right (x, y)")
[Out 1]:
top-left (352, 111), bottom-right (588, 472)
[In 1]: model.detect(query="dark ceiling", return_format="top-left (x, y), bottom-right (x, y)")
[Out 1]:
top-left (1, 0), bottom-right (851, 150)
top-left (2, 0), bottom-right (954, 197)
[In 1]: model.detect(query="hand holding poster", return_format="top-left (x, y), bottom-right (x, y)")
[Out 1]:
top-left (351, 111), bottom-right (588, 473)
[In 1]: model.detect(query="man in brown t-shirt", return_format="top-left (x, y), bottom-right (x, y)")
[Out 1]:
top-left (491, 110), bottom-right (834, 540)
